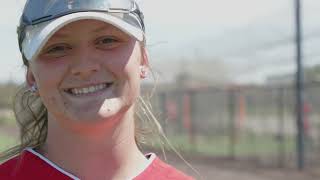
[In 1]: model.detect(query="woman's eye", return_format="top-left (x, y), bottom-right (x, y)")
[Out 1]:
top-left (42, 44), bottom-right (72, 58)
top-left (100, 37), bottom-right (118, 44)
top-left (96, 36), bottom-right (121, 49)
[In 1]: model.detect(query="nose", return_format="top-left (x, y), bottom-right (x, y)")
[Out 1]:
top-left (71, 48), bottom-right (101, 78)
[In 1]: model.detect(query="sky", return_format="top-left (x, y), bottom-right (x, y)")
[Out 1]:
top-left (0, 0), bottom-right (320, 84)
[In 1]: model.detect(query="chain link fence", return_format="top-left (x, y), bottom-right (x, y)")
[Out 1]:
top-left (143, 82), bottom-right (320, 169)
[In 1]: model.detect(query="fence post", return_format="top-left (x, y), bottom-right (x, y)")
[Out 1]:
top-left (159, 92), bottom-right (167, 134)
top-left (183, 90), bottom-right (196, 150)
top-left (228, 88), bottom-right (236, 159)
top-left (294, 0), bottom-right (305, 170)
top-left (190, 90), bottom-right (196, 150)
top-left (277, 87), bottom-right (286, 168)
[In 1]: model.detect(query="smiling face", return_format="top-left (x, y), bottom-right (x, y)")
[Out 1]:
top-left (27, 19), bottom-right (148, 131)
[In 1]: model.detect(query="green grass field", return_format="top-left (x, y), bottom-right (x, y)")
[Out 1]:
top-left (149, 133), bottom-right (296, 158)
top-left (0, 114), bottom-right (296, 161)
top-left (0, 116), bottom-right (16, 126)
top-left (0, 135), bottom-right (17, 152)
top-left (0, 115), bottom-right (18, 153)
top-left (0, 130), bottom-right (296, 159)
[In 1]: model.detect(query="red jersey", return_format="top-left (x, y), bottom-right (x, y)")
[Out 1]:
top-left (0, 148), bottom-right (194, 180)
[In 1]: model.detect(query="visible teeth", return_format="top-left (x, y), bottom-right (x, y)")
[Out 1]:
top-left (70, 83), bottom-right (108, 95)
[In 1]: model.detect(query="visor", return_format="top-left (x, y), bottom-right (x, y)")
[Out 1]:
top-left (18, 0), bottom-right (145, 61)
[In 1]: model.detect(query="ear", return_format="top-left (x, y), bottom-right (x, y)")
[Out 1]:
top-left (140, 47), bottom-right (149, 68)
top-left (26, 67), bottom-right (36, 87)
top-left (140, 48), bottom-right (149, 79)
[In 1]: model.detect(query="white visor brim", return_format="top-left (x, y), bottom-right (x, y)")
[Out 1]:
top-left (22, 12), bottom-right (144, 61)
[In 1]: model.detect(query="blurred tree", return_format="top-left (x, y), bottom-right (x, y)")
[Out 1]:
top-left (304, 64), bottom-right (320, 82)
top-left (0, 81), bottom-right (19, 109)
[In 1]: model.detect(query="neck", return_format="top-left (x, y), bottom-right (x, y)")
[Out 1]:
top-left (41, 107), bottom-right (149, 180)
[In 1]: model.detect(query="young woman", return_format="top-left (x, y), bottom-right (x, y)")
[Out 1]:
top-left (0, 0), bottom-right (194, 179)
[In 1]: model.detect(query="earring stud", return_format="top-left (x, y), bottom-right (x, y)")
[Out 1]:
top-left (29, 84), bottom-right (38, 93)
top-left (140, 67), bottom-right (147, 79)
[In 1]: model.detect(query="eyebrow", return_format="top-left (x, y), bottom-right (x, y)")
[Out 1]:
top-left (51, 32), bottom-right (70, 39)
top-left (93, 24), bottom-right (109, 32)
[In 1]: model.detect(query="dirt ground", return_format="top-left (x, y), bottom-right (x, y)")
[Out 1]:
top-left (165, 153), bottom-right (320, 180)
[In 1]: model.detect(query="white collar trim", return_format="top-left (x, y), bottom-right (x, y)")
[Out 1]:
top-left (25, 148), bottom-right (80, 180)
top-left (128, 153), bottom-right (157, 180)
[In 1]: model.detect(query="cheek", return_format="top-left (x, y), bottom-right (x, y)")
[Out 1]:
top-left (123, 60), bottom-right (142, 97)
top-left (32, 62), bottom-right (69, 109)
top-left (101, 41), bottom-right (141, 77)
top-left (35, 69), bottom-right (61, 104)
top-left (107, 57), bottom-right (141, 99)
top-left (102, 53), bottom-right (133, 75)
top-left (33, 61), bottom-right (69, 87)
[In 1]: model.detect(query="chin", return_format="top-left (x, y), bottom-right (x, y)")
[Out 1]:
top-left (68, 101), bottom-right (131, 125)
top-left (59, 113), bottom-right (119, 134)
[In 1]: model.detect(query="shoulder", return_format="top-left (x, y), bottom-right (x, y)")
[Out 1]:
top-left (152, 157), bottom-right (195, 180)
top-left (134, 154), bottom-right (195, 180)
top-left (0, 154), bottom-right (22, 178)
top-left (0, 149), bottom-right (74, 180)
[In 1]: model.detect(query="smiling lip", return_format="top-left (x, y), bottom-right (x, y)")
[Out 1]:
top-left (64, 82), bottom-right (114, 96)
